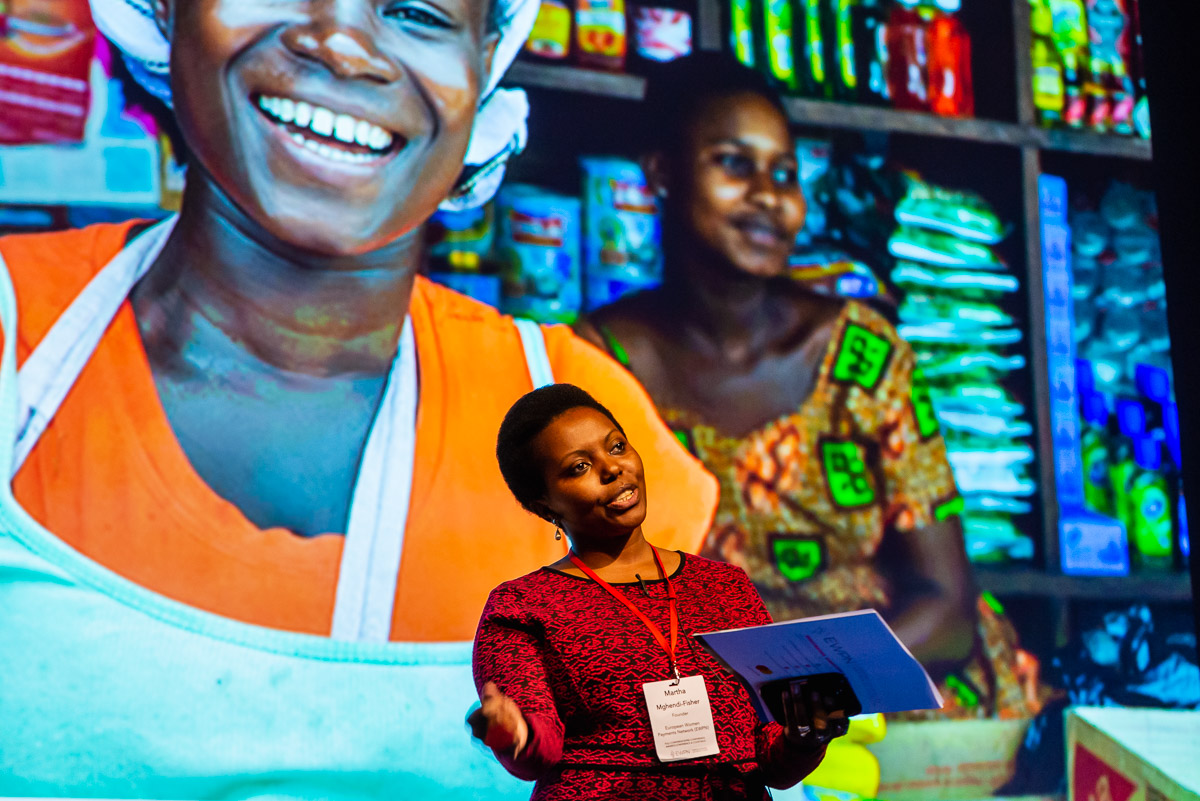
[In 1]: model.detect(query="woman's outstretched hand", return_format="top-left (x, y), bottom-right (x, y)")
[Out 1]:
top-left (468, 682), bottom-right (530, 757)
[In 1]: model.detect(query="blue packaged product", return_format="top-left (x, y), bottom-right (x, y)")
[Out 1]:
top-left (427, 270), bottom-right (502, 310)
top-left (495, 184), bottom-right (583, 324)
top-left (1070, 211), bottom-right (1110, 258)
top-left (426, 204), bottom-right (495, 258)
top-left (580, 157), bottom-right (663, 286)
top-left (584, 273), bottom-right (659, 312)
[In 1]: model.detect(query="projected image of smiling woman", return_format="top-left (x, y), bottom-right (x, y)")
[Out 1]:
top-left (0, 0), bottom-right (717, 797)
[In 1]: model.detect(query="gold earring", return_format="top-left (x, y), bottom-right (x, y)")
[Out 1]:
top-left (554, 523), bottom-right (563, 541)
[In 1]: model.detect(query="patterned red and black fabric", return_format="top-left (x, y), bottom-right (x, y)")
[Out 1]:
top-left (472, 553), bottom-right (825, 800)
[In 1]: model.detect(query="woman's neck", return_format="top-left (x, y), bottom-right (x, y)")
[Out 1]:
top-left (132, 174), bottom-right (423, 378)
top-left (566, 527), bottom-right (670, 581)
top-left (661, 242), bottom-right (795, 368)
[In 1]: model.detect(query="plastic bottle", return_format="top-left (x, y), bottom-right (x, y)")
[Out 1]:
top-left (524, 0), bottom-right (574, 62)
top-left (575, 0), bottom-right (628, 71)
top-left (851, 0), bottom-right (891, 105)
top-left (822, 0), bottom-right (858, 101)
top-left (1031, 0), bottom-right (1066, 125)
top-left (1127, 0), bottom-right (1150, 138)
top-left (797, 0), bottom-right (828, 97)
top-left (885, 0), bottom-right (930, 111)
top-left (1048, 0), bottom-right (1089, 127)
top-left (1080, 392), bottom-right (1114, 515)
top-left (1108, 398), bottom-right (1145, 526)
top-left (729, 0), bottom-right (758, 67)
top-left (763, 0), bottom-right (799, 90)
top-left (1179, 492), bottom-right (1190, 562)
top-left (1127, 435), bottom-right (1174, 570)
top-left (927, 0), bottom-right (973, 117)
top-left (1083, 0), bottom-right (1130, 133)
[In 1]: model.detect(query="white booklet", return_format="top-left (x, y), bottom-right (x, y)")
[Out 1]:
top-left (694, 609), bottom-right (944, 721)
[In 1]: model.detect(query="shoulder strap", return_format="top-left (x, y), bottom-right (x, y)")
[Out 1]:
top-left (513, 317), bottom-right (554, 389)
top-left (9, 217), bottom-right (176, 474)
top-left (0, 249), bottom-right (21, 479)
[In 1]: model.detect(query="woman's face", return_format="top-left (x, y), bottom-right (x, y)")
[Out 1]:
top-left (166, 0), bottom-right (497, 255)
top-left (669, 91), bottom-right (805, 279)
top-left (533, 407), bottom-right (647, 541)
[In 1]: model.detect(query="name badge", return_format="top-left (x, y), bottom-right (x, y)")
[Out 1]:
top-left (641, 675), bottom-right (721, 762)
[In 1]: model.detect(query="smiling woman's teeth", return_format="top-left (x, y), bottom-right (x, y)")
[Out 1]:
top-left (612, 489), bottom-right (634, 504)
top-left (257, 95), bottom-right (394, 161)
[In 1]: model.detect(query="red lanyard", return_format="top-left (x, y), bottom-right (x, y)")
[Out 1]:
top-left (569, 549), bottom-right (680, 680)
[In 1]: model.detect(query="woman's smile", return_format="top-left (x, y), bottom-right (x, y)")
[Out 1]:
top-left (255, 93), bottom-right (401, 166)
top-left (729, 211), bottom-right (791, 252)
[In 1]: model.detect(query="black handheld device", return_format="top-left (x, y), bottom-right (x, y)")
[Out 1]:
top-left (759, 672), bottom-right (861, 747)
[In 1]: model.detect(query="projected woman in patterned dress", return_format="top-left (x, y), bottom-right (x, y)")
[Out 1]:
top-left (578, 53), bottom-right (1040, 720)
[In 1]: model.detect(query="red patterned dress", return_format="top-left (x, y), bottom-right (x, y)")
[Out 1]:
top-left (472, 553), bottom-right (825, 800)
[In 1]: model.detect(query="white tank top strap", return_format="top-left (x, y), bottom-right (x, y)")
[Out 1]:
top-left (0, 247), bottom-right (22, 476)
top-left (12, 216), bottom-right (176, 474)
top-left (330, 316), bottom-right (418, 642)
top-left (513, 316), bottom-right (554, 390)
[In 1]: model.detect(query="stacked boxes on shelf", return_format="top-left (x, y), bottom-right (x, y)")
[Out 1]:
top-left (889, 177), bottom-right (1037, 563)
top-left (423, 157), bottom-right (663, 324)
top-left (1067, 180), bottom-right (1185, 571)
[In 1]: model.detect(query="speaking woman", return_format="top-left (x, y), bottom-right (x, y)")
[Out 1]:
top-left (472, 383), bottom-right (838, 800)
top-left (0, 1), bottom-right (716, 797)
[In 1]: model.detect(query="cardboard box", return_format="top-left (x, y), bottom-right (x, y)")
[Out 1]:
top-left (865, 718), bottom-right (1032, 801)
top-left (1067, 707), bottom-right (1200, 801)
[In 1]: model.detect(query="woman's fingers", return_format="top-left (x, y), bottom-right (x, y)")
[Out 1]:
top-left (476, 684), bottom-right (530, 756)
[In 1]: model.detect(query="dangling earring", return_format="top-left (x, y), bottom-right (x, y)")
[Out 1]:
top-left (554, 524), bottom-right (563, 542)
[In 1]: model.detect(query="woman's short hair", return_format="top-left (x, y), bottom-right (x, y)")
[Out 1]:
top-left (496, 383), bottom-right (625, 519)
top-left (640, 51), bottom-right (788, 156)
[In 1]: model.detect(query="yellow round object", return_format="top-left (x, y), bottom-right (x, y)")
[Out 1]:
top-left (803, 740), bottom-right (881, 799)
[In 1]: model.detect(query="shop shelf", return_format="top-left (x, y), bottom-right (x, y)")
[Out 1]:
top-left (1031, 128), bottom-right (1153, 161)
top-left (976, 567), bottom-right (1193, 601)
top-left (782, 98), bottom-right (1031, 146)
top-left (504, 62), bottom-right (645, 100)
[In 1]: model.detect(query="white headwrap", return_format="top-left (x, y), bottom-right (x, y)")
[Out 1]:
top-left (88, 0), bottom-right (538, 210)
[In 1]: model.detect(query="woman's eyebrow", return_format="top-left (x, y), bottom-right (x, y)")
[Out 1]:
top-left (706, 136), bottom-right (749, 147)
top-left (557, 448), bottom-right (591, 467)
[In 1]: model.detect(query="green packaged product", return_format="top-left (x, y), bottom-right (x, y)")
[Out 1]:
top-left (1079, 392), bottom-right (1114, 515)
top-left (963, 514), bottom-right (1034, 562)
top-left (931, 383), bottom-right (1026, 416)
top-left (898, 322), bottom-right (1023, 346)
top-left (888, 227), bottom-right (1004, 269)
top-left (964, 495), bottom-right (1034, 515)
top-left (936, 410), bottom-right (1033, 439)
top-left (1127, 435), bottom-right (1175, 569)
top-left (894, 182), bottom-right (1005, 244)
top-left (917, 348), bottom-right (1026, 379)
top-left (899, 294), bottom-right (1014, 328)
top-left (892, 262), bottom-right (1020, 294)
